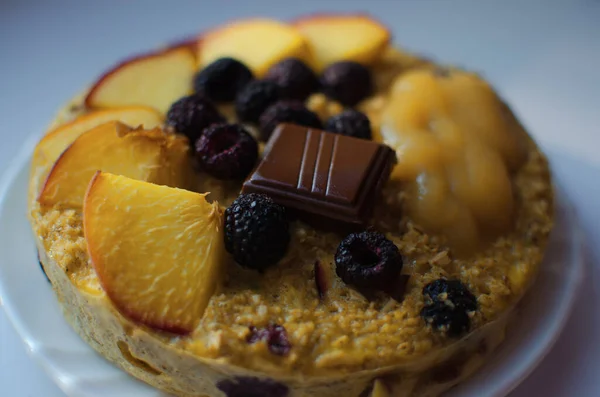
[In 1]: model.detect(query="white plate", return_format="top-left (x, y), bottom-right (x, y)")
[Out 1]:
top-left (0, 136), bottom-right (584, 397)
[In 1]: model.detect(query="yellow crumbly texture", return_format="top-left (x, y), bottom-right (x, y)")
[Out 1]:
top-left (29, 46), bottom-right (553, 396)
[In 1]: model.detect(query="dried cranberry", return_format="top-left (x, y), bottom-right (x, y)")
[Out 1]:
top-left (247, 324), bottom-right (291, 356)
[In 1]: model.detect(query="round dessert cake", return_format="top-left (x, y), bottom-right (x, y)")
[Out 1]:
top-left (28, 14), bottom-right (553, 397)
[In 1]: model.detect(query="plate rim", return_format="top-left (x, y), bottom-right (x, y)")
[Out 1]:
top-left (0, 137), bottom-right (585, 397)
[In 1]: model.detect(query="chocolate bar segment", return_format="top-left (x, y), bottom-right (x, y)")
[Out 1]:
top-left (242, 124), bottom-right (396, 230)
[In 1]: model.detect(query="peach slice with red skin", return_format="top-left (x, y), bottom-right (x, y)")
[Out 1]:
top-left (198, 18), bottom-right (313, 77)
top-left (84, 172), bottom-right (225, 334)
top-left (293, 13), bottom-right (391, 70)
top-left (85, 47), bottom-right (196, 114)
top-left (38, 121), bottom-right (192, 208)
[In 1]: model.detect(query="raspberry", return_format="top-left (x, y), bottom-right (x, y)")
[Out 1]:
top-left (193, 57), bottom-right (253, 102)
top-left (194, 123), bottom-right (258, 180)
top-left (324, 109), bottom-right (372, 140)
top-left (165, 94), bottom-right (225, 143)
top-left (420, 279), bottom-right (477, 337)
top-left (335, 231), bottom-right (403, 291)
top-left (264, 58), bottom-right (320, 101)
top-left (320, 61), bottom-right (373, 107)
top-left (224, 193), bottom-right (290, 270)
top-left (217, 377), bottom-right (289, 397)
top-left (258, 100), bottom-right (322, 141)
top-left (247, 324), bottom-right (291, 356)
top-left (235, 80), bottom-right (281, 123)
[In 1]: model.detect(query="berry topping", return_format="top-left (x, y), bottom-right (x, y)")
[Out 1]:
top-left (217, 376), bottom-right (289, 397)
top-left (165, 94), bottom-right (225, 143)
top-left (224, 193), bottom-right (290, 270)
top-left (235, 80), bottom-right (281, 123)
top-left (420, 279), bottom-right (478, 337)
top-left (193, 57), bottom-right (254, 102)
top-left (320, 61), bottom-right (373, 107)
top-left (247, 324), bottom-right (291, 356)
top-left (264, 57), bottom-right (320, 101)
top-left (194, 123), bottom-right (258, 180)
top-left (324, 109), bottom-right (372, 140)
top-left (335, 231), bottom-right (403, 291)
top-left (258, 100), bottom-right (323, 141)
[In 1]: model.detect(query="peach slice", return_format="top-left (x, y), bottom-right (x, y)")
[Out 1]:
top-left (30, 106), bottom-right (163, 202)
top-left (293, 14), bottom-right (390, 70)
top-left (38, 121), bottom-right (191, 208)
top-left (84, 172), bottom-right (224, 334)
top-left (198, 18), bottom-right (313, 77)
top-left (85, 47), bottom-right (196, 114)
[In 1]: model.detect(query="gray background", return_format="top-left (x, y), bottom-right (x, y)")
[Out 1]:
top-left (1, 0), bottom-right (599, 396)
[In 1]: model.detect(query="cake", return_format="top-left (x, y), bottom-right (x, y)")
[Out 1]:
top-left (28, 14), bottom-right (553, 397)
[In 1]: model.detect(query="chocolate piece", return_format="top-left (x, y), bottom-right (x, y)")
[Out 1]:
top-left (242, 124), bottom-right (396, 230)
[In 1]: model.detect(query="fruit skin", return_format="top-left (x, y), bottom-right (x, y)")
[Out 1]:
top-left (420, 279), bottom-right (478, 337)
top-left (247, 324), bottom-right (291, 356)
top-left (320, 61), bottom-right (373, 107)
top-left (85, 47), bottom-right (196, 114)
top-left (264, 57), bottom-right (320, 101)
top-left (193, 57), bottom-right (254, 102)
top-left (324, 109), bottom-right (372, 140)
top-left (165, 94), bottom-right (225, 143)
top-left (194, 123), bottom-right (258, 180)
top-left (335, 231), bottom-right (403, 291)
top-left (84, 172), bottom-right (225, 335)
top-left (258, 100), bottom-right (323, 141)
top-left (224, 193), bottom-right (290, 271)
top-left (217, 376), bottom-right (289, 397)
top-left (198, 18), bottom-right (313, 77)
top-left (235, 80), bottom-right (281, 123)
top-left (293, 13), bottom-right (391, 70)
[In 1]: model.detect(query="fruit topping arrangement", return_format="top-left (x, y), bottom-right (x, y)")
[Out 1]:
top-left (35, 14), bottom-right (517, 341)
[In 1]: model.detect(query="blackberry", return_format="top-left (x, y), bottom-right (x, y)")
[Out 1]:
top-left (420, 279), bottom-right (477, 337)
top-left (217, 376), bottom-right (289, 397)
top-left (258, 100), bottom-right (323, 141)
top-left (247, 324), bottom-right (291, 356)
top-left (264, 58), bottom-right (320, 101)
top-left (193, 57), bottom-right (253, 102)
top-left (224, 193), bottom-right (290, 270)
top-left (324, 109), bottom-right (372, 140)
top-left (165, 94), bottom-right (225, 143)
top-left (335, 231), bottom-right (403, 290)
top-left (235, 80), bottom-right (281, 123)
top-left (320, 61), bottom-right (373, 107)
top-left (194, 123), bottom-right (258, 180)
